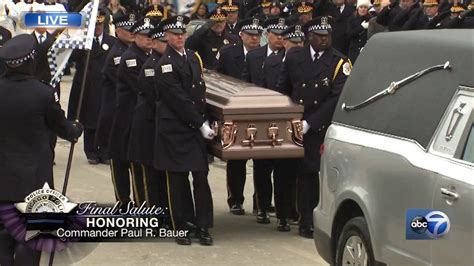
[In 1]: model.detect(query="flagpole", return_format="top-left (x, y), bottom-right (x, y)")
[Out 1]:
top-left (48, 0), bottom-right (95, 264)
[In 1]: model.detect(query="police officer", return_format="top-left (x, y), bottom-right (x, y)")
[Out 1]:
top-left (186, 7), bottom-right (238, 69)
top-left (221, 0), bottom-right (241, 37)
top-left (108, 16), bottom-right (154, 208)
top-left (154, 15), bottom-right (215, 246)
top-left (0, 34), bottom-right (83, 266)
top-left (215, 17), bottom-right (263, 215)
top-left (128, 22), bottom-right (168, 211)
top-left (0, 25), bottom-right (12, 76)
top-left (277, 17), bottom-right (351, 238)
top-left (241, 17), bottom-right (287, 225)
top-left (68, 9), bottom-right (116, 164)
top-left (96, 13), bottom-right (136, 209)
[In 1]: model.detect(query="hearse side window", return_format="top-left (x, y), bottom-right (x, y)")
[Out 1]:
top-left (461, 125), bottom-right (474, 163)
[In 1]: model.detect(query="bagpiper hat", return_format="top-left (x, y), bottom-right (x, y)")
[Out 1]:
top-left (423, 0), bottom-right (438, 7)
top-left (261, 0), bottom-right (272, 8)
top-left (282, 24), bottom-right (305, 43)
top-left (303, 16), bottom-right (332, 35)
top-left (296, 1), bottom-right (314, 14)
top-left (221, 0), bottom-right (240, 12)
top-left (114, 13), bottom-right (137, 30)
top-left (131, 17), bottom-right (155, 34)
top-left (149, 21), bottom-right (166, 41)
top-left (372, 0), bottom-right (381, 7)
top-left (450, 3), bottom-right (466, 13)
top-left (0, 34), bottom-right (36, 66)
top-left (0, 26), bottom-right (13, 47)
top-left (237, 17), bottom-right (263, 35)
top-left (208, 7), bottom-right (227, 21)
top-left (263, 17), bottom-right (288, 34)
top-left (96, 8), bottom-right (107, 24)
top-left (161, 15), bottom-right (190, 34)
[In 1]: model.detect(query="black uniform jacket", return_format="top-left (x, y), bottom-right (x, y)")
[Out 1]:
top-left (0, 72), bottom-right (78, 202)
top-left (128, 51), bottom-right (162, 165)
top-left (95, 39), bottom-right (128, 149)
top-left (215, 42), bottom-right (246, 80)
top-left (185, 26), bottom-right (239, 70)
top-left (263, 49), bottom-right (285, 91)
top-left (32, 31), bottom-right (56, 85)
top-left (277, 45), bottom-right (350, 173)
top-left (108, 43), bottom-right (149, 160)
top-left (68, 34), bottom-right (116, 127)
top-left (153, 46), bottom-right (208, 172)
top-left (241, 44), bottom-right (267, 85)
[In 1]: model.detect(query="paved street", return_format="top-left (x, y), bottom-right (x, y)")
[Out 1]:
top-left (40, 75), bottom-right (327, 265)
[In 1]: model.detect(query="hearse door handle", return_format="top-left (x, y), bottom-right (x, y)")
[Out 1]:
top-left (440, 188), bottom-right (459, 200)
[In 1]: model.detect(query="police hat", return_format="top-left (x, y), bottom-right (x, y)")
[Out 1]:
top-left (131, 17), bottom-right (155, 34)
top-left (303, 16), bottom-right (332, 35)
top-left (149, 22), bottom-right (166, 41)
top-left (263, 17), bottom-right (288, 34)
top-left (114, 13), bottom-right (137, 30)
top-left (221, 0), bottom-right (240, 13)
top-left (161, 15), bottom-right (190, 34)
top-left (0, 26), bottom-right (13, 47)
top-left (0, 34), bottom-right (36, 66)
top-left (296, 1), bottom-right (314, 14)
top-left (450, 3), bottom-right (466, 13)
top-left (208, 7), bottom-right (227, 22)
top-left (237, 17), bottom-right (263, 35)
top-left (142, 4), bottom-right (164, 18)
top-left (422, 0), bottom-right (438, 7)
top-left (282, 24), bottom-right (305, 43)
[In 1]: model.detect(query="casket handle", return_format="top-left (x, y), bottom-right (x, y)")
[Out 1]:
top-left (241, 123), bottom-right (284, 147)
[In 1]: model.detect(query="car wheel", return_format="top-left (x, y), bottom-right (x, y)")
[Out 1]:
top-left (335, 216), bottom-right (375, 266)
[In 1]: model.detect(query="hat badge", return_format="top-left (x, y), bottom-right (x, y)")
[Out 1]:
top-left (295, 24), bottom-right (302, 32)
top-left (144, 17), bottom-right (151, 27)
top-left (252, 18), bottom-right (259, 26)
top-left (129, 14), bottom-right (136, 22)
top-left (177, 15), bottom-right (183, 27)
top-left (321, 17), bottom-right (328, 25)
top-left (278, 18), bottom-right (285, 26)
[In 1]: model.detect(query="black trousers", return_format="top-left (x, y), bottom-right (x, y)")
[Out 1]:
top-left (226, 160), bottom-right (247, 207)
top-left (141, 164), bottom-right (167, 209)
top-left (166, 171), bottom-right (213, 230)
top-left (84, 127), bottom-right (100, 160)
top-left (0, 229), bottom-right (41, 266)
top-left (254, 159), bottom-right (297, 219)
top-left (110, 159), bottom-right (143, 208)
top-left (297, 172), bottom-right (319, 228)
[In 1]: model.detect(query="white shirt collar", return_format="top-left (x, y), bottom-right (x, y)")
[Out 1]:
top-left (175, 48), bottom-right (186, 57)
top-left (95, 33), bottom-right (103, 43)
top-left (35, 31), bottom-right (46, 42)
top-left (340, 4), bottom-right (345, 13)
top-left (310, 45), bottom-right (324, 60)
top-left (243, 45), bottom-right (249, 57)
top-left (267, 46), bottom-right (278, 57)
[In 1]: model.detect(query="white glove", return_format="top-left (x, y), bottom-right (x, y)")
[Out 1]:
top-left (302, 120), bottom-right (310, 134)
top-left (200, 121), bottom-right (215, 140)
top-left (361, 21), bottom-right (369, 29)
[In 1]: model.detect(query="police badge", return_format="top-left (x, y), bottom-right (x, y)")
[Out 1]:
top-left (102, 43), bottom-right (109, 51)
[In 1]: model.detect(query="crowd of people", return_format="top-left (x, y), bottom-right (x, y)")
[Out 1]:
top-left (0, 0), bottom-right (473, 264)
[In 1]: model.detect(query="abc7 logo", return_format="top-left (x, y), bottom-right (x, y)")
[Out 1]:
top-left (410, 211), bottom-right (450, 238)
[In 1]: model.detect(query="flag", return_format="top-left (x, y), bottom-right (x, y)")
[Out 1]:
top-left (49, 0), bottom-right (99, 88)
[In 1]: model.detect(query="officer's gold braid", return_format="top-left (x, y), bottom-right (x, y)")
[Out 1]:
top-left (195, 52), bottom-right (204, 71)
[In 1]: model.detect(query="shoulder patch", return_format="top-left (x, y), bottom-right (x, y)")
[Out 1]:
top-left (113, 56), bottom-right (121, 65)
top-left (161, 64), bottom-right (173, 73)
top-left (342, 62), bottom-right (351, 76)
top-left (126, 59), bottom-right (137, 67)
top-left (144, 68), bottom-right (155, 77)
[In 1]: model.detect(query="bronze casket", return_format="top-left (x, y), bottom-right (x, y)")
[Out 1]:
top-left (204, 70), bottom-right (304, 160)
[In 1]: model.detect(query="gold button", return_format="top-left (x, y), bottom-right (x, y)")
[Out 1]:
top-left (314, 100), bottom-right (318, 104)
top-left (299, 99), bottom-right (303, 104)
top-left (201, 98), bottom-right (205, 102)
top-left (192, 101), bottom-right (195, 104)
top-left (302, 83), bottom-right (306, 87)
top-left (192, 84), bottom-right (195, 88)
top-left (199, 81), bottom-right (203, 85)
top-left (315, 84), bottom-right (318, 88)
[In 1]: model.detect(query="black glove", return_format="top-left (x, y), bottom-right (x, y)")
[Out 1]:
top-left (71, 121), bottom-right (84, 143)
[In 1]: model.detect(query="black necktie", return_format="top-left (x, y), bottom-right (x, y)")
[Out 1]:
top-left (95, 37), bottom-right (100, 45)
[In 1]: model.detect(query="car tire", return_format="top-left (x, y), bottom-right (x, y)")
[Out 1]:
top-left (335, 216), bottom-right (375, 266)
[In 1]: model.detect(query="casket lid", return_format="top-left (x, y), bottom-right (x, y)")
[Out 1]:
top-left (204, 70), bottom-right (303, 115)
